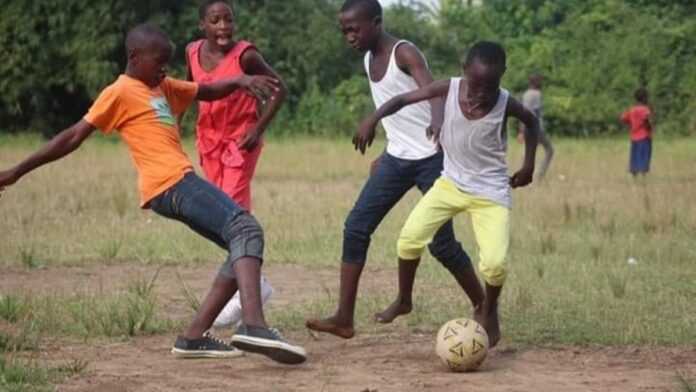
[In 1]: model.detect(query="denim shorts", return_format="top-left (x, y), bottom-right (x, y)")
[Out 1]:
top-left (149, 172), bottom-right (264, 277)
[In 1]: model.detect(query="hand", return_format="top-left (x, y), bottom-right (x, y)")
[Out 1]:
top-left (509, 166), bottom-right (534, 188)
top-left (239, 75), bottom-right (279, 101)
top-left (426, 124), bottom-right (442, 150)
top-left (239, 128), bottom-right (262, 152)
top-left (353, 118), bottom-right (377, 155)
top-left (0, 168), bottom-right (20, 197)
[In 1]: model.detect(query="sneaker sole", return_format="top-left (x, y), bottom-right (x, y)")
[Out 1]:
top-left (230, 335), bottom-right (306, 365)
top-left (171, 347), bottom-right (244, 359)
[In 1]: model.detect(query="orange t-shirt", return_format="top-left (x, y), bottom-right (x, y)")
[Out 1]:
top-left (84, 75), bottom-right (199, 206)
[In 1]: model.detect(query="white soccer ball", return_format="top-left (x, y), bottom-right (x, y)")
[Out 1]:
top-left (435, 318), bottom-right (489, 372)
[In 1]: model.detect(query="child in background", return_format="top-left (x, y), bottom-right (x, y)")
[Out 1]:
top-left (519, 74), bottom-right (554, 179)
top-left (621, 87), bottom-right (653, 177)
top-left (184, 0), bottom-right (284, 330)
top-left (0, 24), bottom-right (305, 365)
top-left (355, 41), bottom-right (539, 347)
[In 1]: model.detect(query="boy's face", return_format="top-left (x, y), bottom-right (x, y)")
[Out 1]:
top-left (463, 60), bottom-right (505, 107)
top-left (200, 2), bottom-right (235, 49)
top-left (131, 39), bottom-right (173, 87)
top-left (339, 8), bottom-right (380, 53)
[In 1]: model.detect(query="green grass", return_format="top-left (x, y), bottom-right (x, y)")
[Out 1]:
top-left (1, 135), bottom-right (696, 347)
top-left (0, 274), bottom-right (177, 340)
top-left (0, 355), bottom-right (88, 392)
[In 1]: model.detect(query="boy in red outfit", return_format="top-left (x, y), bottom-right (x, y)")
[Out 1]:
top-left (183, 0), bottom-right (284, 332)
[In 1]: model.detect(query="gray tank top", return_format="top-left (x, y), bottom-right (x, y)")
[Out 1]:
top-left (440, 78), bottom-right (511, 208)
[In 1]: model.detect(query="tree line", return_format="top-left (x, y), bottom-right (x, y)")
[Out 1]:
top-left (1, 0), bottom-right (695, 137)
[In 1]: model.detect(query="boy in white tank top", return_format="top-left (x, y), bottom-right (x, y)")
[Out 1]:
top-left (355, 41), bottom-right (539, 347)
top-left (306, 0), bottom-right (485, 339)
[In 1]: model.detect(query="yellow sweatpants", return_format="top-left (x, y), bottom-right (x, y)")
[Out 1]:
top-left (397, 177), bottom-right (510, 287)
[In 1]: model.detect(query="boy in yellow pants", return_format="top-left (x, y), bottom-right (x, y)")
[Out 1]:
top-left (354, 41), bottom-right (539, 347)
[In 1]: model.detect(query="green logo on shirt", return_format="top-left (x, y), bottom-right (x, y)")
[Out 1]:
top-left (150, 97), bottom-right (176, 126)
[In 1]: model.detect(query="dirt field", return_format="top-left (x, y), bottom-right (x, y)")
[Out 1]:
top-left (2, 262), bottom-right (694, 392)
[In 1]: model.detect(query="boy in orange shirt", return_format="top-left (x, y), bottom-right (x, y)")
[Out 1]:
top-left (0, 24), bottom-right (305, 365)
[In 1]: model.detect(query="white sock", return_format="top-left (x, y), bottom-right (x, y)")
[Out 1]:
top-left (213, 275), bottom-right (274, 328)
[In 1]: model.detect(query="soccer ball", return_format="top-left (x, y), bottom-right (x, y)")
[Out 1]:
top-left (435, 318), bottom-right (489, 372)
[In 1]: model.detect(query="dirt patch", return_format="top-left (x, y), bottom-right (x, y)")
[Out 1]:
top-left (51, 334), bottom-right (696, 392)
top-left (2, 263), bottom-right (695, 391)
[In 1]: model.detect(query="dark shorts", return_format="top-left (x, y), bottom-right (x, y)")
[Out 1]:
top-left (630, 138), bottom-right (652, 174)
top-left (342, 151), bottom-right (471, 271)
top-left (149, 172), bottom-right (264, 277)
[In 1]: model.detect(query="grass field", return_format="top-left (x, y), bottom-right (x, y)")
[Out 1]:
top-left (1, 134), bottom-right (695, 390)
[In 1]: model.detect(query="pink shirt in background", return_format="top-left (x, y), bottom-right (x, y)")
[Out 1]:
top-left (186, 40), bottom-right (262, 211)
top-left (621, 105), bottom-right (652, 141)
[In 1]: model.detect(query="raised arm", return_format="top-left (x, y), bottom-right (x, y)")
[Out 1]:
top-left (353, 80), bottom-right (449, 154)
top-left (196, 74), bottom-right (280, 102)
top-left (237, 48), bottom-right (288, 151)
top-left (506, 97), bottom-right (539, 188)
top-left (395, 43), bottom-right (445, 143)
top-left (0, 120), bottom-right (96, 193)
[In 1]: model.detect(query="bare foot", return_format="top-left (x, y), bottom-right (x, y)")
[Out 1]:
top-left (305, 316), bottom-right (355, 339)
top-left (473, 306), bottom-right (500, 348)
top-left (374, 299), bottom-right (412, 324)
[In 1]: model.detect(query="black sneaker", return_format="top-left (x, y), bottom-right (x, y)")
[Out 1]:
top-left (171, 332), bottom-right (244, 359)
top-left (231, 325), bottom-right (307, 365)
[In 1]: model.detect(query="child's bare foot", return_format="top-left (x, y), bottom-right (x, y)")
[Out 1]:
top-left (305, 316), bottom-right (355, 339)
top-left (374, 299), bottom-right (412, 324)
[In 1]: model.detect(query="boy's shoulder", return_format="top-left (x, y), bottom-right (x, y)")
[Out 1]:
top-left (393, 40), bottom-right (428, 70)
top-left (394, 39), bottom-right (423, 57)
top-left (94, 75), bottom-right (131, 101)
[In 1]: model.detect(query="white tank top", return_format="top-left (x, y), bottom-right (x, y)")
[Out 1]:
top-left (440, 78), bottom-right (511, 208)
top-left (364, 40), bottom-right (438, 160)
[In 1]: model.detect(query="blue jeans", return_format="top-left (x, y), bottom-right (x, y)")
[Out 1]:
top-left (149, 172), bottom-right (264, 277)
top-left (342, 152), bottom-right (472, 272)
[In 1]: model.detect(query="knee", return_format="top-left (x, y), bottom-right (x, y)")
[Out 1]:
top-left (343, 209), bottom-right (374, 244)
top-left (397, 228), bottom-right (426, 261)
top-left (342, 213), bottom-right (371, 264)
top-left (225, 213), bottom-right (265, 262)
top-left (478, 250), bottom-right (507, 286)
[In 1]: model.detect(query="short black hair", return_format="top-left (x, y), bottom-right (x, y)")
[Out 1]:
top-left (125, 23), bottom-right (170, 53)
top-left (464, 41), bottom-right (507, 72)
top-left (341, 0), bottom-right (382, 19)
top-left (634, 87), bottom-right (648, 103)
top-left (199, 0), bottom-right (233, 19)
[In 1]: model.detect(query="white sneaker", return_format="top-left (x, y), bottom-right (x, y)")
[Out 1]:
top-left (213, 276), bottom-right (273, 328)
